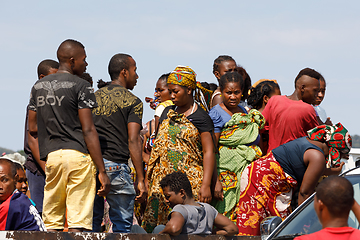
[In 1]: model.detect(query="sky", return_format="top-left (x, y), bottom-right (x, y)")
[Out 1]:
top-left (0, 0), bottom-right (359, 151)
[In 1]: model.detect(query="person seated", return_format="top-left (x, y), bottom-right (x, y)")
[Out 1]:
top-left (295, 176), bottom-right (360, 239)
top-left (132, 171), bottom-right (238, 235)
top-left (0, 158), bottom-right (45, 231)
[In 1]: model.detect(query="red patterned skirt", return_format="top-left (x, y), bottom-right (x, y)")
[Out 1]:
top-left (236, 152), bottom-right (297, 236)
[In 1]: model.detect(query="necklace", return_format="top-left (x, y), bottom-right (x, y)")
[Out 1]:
top-left (174, 102), bottom-right (197, 115)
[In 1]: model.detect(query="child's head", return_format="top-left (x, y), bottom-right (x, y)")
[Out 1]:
top-left (248, 80), bottom-right (281, 110)
top-left (14, 162), bottom-right (28, 195)
top-left (213, 55), bottom-right (237, 81)
top-left (155, 73), bottom-right (171, 103)
top-left (160, 171), bottom-right (193, 208)
top-left (315, 77), bottom-right (326, 106)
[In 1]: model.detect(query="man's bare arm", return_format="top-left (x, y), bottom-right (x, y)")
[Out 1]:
top-left (78, 108), bottom-right (110, 197)
top-left (27, 110), bottom-right (46, 172)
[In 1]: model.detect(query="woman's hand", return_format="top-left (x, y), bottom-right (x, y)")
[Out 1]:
top-left (198, 185), bottom-right (212, 203)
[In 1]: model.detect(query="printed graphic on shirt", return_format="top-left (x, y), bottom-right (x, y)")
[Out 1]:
top-left (33, 80), bottom-right (76, 107)
top-left (93, 87), bottom-right (141, 117)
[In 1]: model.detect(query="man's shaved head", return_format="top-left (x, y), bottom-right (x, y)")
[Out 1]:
top-left (57, 39), bottom-right (85, 64)
top-left (37, 59), bottom-right (59, 79)
top-left (316, 176), bottom-right (354, 217)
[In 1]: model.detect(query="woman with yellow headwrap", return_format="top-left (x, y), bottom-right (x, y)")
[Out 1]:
top-left (141, 66), bottom-right (217, 232)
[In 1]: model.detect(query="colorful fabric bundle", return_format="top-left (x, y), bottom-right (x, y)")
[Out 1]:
top-left (307, 122), bottom-right (352, 167)
top-left (215, 109), bottom-right (265, 221)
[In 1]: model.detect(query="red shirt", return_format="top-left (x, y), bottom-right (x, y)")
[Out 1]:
top-left (262, 95), bottom-right (318, 152)
top-left (294, 227), bottom-right (360, 240)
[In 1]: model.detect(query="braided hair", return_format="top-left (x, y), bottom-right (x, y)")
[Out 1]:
top-left (212, 55), bottom-right (236, 75)
top-left (248, 81), bottom-right (280, 110)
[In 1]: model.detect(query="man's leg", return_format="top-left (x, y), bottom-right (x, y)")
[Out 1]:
top-left (104, 160), bottom-right (136, 233)
top-left (66, 150), bottom-right (96, 231)
top-left (26, 169), bottom-right (46, 215)
top-left (42, 150), bottom-right (67, 230)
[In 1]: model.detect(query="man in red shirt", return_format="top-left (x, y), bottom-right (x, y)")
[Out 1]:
top-left (262, 68), bottom-right (321, 152)
top-left (295, 176), bottom-right (360, 240)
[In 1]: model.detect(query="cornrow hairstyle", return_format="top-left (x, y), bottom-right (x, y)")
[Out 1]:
top-left (219, 71), bottom-right (244, 92)
top-left (160, 171), bottom-right (193, 198)
top-left (158, 73), bottom-right (170, 85)
top-left (294, 67), bottom-right (323, 87)
top-left (237, 66), bottom-right (252, 100)
top-left (37, 59), bottom-right (59, 78)
top-left (213, 55), bottom-right (236, 75)
top-left (108, 53), bottom-right (132, 81)
top-left (248, 81), bottom-right (280, 110)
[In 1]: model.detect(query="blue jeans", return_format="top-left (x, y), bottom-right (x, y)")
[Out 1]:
top-left (92, 159), bottom-right (136, 233)
top-left (26, 169), bottom-right (45, 215)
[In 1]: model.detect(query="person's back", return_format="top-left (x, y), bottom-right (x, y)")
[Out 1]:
top-left (28, 39), bottom-right (110, 231)
top-left (31, 72), bottom-right (95, 158)
top-left (159, 172), bottom-right (238, 236)
top-left (295, 176), bottom-right (360, 240)
top-left (263, 95), bottom-right (317, 152)
top-left (262, 68), bottom-right (320, 152)
top-left (171, 202), bottom-right (217, 235)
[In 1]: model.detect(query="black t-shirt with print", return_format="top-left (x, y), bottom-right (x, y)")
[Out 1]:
top-left (28, 73), bottom-right (97, 159)
top-left (159, 104), bottom-right (214, 133)
top-left (92, 84), bottom-right (143, 164)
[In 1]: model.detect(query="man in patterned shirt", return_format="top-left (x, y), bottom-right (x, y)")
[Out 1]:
top-left (91, 53), bottom-right (147, 233)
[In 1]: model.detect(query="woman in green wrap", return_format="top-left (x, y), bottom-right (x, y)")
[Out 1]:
top-left (208, 71), bottom-right (265, 222)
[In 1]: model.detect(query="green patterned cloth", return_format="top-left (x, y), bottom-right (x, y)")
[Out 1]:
top-left (215, 109), bottom-right (265, 221)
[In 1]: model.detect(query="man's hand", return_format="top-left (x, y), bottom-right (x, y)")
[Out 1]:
top-left (198, 185), bottom-right (212, 203)
top-left (97, 171), bottom-right (111, 197)
top-left (135, 179), bottom-right (147, 203)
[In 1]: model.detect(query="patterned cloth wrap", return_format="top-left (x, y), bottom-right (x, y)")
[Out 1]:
top-left (215, 109), bottom-right (265, 221)
top-left (307, 122), bottom-right (352, 168)
top-left (167, 65), bottom-right (213, 112)
top-left (236, 152), bottom-right (297, 236)
top-left (141, 109), bottom-right (204, 233)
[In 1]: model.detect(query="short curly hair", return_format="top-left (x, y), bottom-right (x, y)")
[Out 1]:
top-left (160, 171), bottom-right (193, 198)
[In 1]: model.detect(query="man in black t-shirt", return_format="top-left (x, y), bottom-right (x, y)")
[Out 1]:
top-left (91, 53), bottom-right (147, 233)
top-left (28, 39), bottom-right (110, 232)
top-left (24, 59), bottom-right (58, 216)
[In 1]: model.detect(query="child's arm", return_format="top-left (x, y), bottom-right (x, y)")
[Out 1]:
top-left (213, 213), bottom-right (239, 236)
top-left (159, 212), bottom-right (185, 236)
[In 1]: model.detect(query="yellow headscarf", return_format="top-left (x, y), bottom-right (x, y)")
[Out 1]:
top-left (168, 65), bottom-right (213, 112)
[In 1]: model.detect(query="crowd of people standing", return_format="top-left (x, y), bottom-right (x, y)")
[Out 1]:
top-left (0, 38), bottom-right (355, 237)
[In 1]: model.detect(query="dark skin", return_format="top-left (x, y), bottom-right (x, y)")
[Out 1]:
top-left (160, 186), bottom-right (238, 236)
top-left (28, 45), bottom-right (111, 232)
top-left (0, 162), bottom-right (16, 204)
top-left (211, 60), bottom-right (237, 108)
top-left (288, 75), bottom-right (320, 104)
top-left (297, 138), bottom-right (345, 205)
top-left (110, 57), bottom-right (147, 203)
top-left (164, 84), bottom-right (215, 203)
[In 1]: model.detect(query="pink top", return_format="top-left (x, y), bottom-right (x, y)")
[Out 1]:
top-left (262, 95), bottom-right (318, 152)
